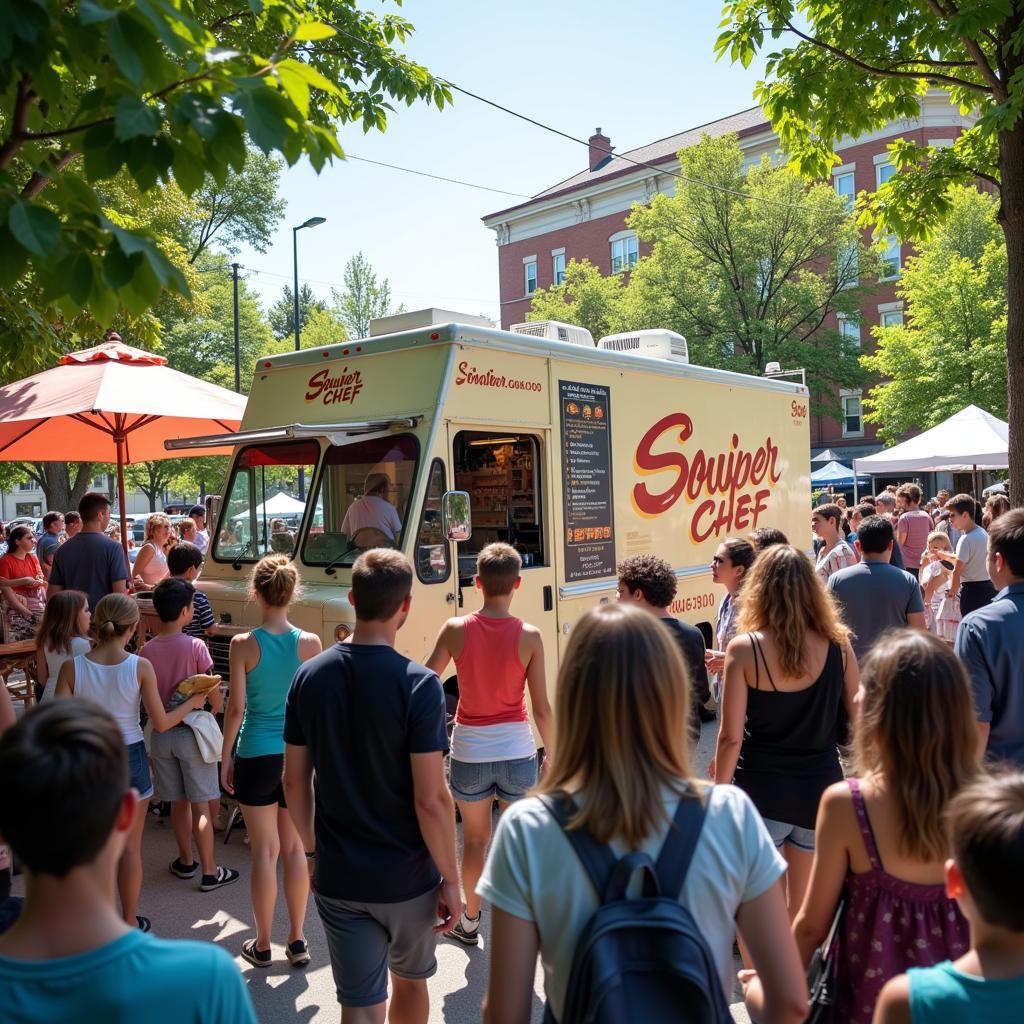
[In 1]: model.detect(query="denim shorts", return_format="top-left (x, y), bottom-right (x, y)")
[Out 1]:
top-left (126, 739), bottom-right (154, 801)
top-left (763, 816), bottom-right (815, 852)
top-left (449, 755), bottom-right (537, 803)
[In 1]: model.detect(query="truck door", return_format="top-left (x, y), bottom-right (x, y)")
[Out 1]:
top-left (446, 425), bottom-right (559, 694)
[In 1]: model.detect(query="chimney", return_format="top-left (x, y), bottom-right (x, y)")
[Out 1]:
top-left (588, 128), bottom-right (612, 172)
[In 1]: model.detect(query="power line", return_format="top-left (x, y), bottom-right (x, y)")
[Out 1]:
top-left (327, 23), bottom-right (836, 214)
top-left (345, 154), bottom-right (531, 198)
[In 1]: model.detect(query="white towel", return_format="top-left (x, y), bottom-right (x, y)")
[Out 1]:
top-left (184, 709), bottom-right (223, 764)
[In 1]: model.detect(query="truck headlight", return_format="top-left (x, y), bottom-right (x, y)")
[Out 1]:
top-left (335, 623), bottom-right (352, 642)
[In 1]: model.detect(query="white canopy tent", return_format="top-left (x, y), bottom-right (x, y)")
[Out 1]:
top-left (853, 405), bottom-right (1007, 497)
top-left (232, 491), bottom-right (308, 520)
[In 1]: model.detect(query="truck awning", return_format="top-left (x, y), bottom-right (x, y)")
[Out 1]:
top-left (164, 418), bottom-right (422, 452)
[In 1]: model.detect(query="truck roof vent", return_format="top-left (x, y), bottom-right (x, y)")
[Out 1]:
top-left (510, 320), bottom-right (595, 347)
top-left (597, 329), bottom-right (689, 363)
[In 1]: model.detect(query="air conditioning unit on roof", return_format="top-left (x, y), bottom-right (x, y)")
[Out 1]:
top-left (510, 320), bottom-right (595, 347)
top-left (597, 329), bottom-right (689, 363)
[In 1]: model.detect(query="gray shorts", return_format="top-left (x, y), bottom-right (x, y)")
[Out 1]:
top-left (315, 886), bottom-right (439, 1007)
top-left (150, 726), bottom-right (220, 804)
top-left (763, 817), bottom-right (816, 852)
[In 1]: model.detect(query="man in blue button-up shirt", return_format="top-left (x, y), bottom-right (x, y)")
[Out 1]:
top-left (955, 508), bottom-right (1024, 766)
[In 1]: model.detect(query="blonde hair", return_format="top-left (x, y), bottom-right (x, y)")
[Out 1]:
top-left (735, 544), bottom-right (850, 676)
top-left (855, 630), bottom-right (979, 860)
top-left (476, 542), bottom-right (521, 596)
top-left (37, 590), bottom-right (88, 655)
top-left (179, 519), bottom-right (197, 538)
top-left (144, 513), bottom-right (171, 542)
top-left (537, 603), bottom-right (695, 847)
top-left (92, 593), bottom-right (140, 642)
top-left (249, 554), bottom-right (300, 608)
top-left (926, 530), bottom-right (952, 552)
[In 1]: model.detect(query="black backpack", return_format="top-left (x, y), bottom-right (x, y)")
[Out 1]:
top-left (539, 790), bottom-right (733, 1024)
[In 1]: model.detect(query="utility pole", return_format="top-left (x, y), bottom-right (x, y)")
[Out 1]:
top-left (231, 262), bottom-right (241, 393)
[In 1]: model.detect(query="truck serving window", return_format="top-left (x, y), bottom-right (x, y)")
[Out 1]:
top-left (302, 434), bottom-right (419, 569)
top-left (415, 459), bottom-right (449, 584)
top-left (213, 441), bottom-right (320, 564)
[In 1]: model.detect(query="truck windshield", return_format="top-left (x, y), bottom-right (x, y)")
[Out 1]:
top-left (302, 434), bottom-right (419, 568)
top-left (212, 441), bottom-right (320, 563)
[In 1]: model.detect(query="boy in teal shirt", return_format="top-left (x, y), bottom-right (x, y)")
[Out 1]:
top-left (0, 701), bottom-right (255, 1024)
top-left (874, 772), bottom-right (1024, 1023)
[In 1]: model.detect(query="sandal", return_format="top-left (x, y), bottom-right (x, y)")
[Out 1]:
top-left (136, 915), bottom-right (152, 933)
top-left (241, 938), bottom-right (272, 968)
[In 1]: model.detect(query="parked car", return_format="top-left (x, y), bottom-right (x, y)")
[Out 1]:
top-left (7, 516), bottom-right (43, 536)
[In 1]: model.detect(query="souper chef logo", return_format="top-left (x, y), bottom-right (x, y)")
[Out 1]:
top-left (305, 366), bottom-right (364, 406)
top-left (631, 412), bottom-right (782, 542)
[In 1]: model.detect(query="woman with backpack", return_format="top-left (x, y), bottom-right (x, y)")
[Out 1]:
top-left (792, 630), bottom-right (975, 1023)
top-left (479, 602), bottom-right (807, 1024)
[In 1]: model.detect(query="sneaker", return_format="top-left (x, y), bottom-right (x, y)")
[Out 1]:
top-left (286, 939), bottom-right (310, 967)
top-left (241, 939), bottom-right (272, 968)
top-left (169, 858), bottom-right (198, 879)
top-left (449, 911), bottom-right (481, 946)
top-left (200, 866), bottom-right (240, 892)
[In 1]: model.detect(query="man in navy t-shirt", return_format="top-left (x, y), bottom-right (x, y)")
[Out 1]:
top-left (284, 549), bottom-right (459, 1022)
top-left (0, 702), bottom-right (254, 1024)
top-left (47, 492), bottom-right (128, 611)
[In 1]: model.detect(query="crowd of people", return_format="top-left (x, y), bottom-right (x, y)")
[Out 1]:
top-left (0, 483), bottom-right (1022, 1024)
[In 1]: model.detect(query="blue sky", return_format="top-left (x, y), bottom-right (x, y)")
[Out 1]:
top-left (236, 0), bottom-right (769, 325)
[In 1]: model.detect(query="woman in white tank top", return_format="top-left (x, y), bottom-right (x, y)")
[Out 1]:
top-left (56, 593), bottom-right (207, 932)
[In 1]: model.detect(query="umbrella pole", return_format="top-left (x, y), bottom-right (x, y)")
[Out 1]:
top-left (973, 464), bottom-right (980, 501)
top-left (115, 429), bottom-right (131, 582)
top-left (853, 460), bottom-right (859, 503)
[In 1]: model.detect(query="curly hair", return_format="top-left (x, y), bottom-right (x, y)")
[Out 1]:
top-left (735, 544), bottom-right (850, 676)
top-left (143, 513), bottom-right (171, 542)
top-left (617, 553), bottom-right (677, 608)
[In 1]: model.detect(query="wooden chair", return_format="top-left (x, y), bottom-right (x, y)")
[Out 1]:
top-left (0, 605), bottom-right (40, 710)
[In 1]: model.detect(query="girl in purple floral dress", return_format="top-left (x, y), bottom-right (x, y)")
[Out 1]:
top-left (793, 630), bottom-right (977, 1023)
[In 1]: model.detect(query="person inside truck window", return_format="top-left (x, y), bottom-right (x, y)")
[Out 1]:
top-left (340, 473), bottom-right (402, 546)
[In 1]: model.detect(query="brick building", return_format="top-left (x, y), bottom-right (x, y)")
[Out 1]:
top-left (481, 93), bottom-right (976, 461)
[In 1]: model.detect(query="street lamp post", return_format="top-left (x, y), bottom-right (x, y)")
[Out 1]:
top-left (292, 216), bottom-right (326, 352)
top-left (292, 217), bottom-right (325, 500)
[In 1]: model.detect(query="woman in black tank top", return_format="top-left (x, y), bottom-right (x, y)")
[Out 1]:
top-left (711, 545), bottom-right (859, 916)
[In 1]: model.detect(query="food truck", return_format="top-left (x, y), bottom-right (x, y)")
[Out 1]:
top-left (169, 314), bottom-right (811, 692)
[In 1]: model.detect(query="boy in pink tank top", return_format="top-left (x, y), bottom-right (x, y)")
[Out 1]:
top-left (426, 543), bottom-right (554, 945)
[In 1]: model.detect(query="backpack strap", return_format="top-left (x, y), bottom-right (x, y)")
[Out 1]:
top-left (538, 793), bottom-right (618, 901)
top-left (654, 787), bottom-right (709, 898)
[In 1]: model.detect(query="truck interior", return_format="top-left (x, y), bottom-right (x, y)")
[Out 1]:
top-left (452, 430), bottom-right (545, 584)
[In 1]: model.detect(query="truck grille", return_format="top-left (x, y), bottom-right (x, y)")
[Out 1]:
top-left (208, 634), bottom-right (232, 679)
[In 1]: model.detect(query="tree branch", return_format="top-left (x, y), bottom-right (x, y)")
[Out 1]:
top-left (782, 19), bottom-right (993, 95)
top-left (0, 75), bottom-right (36, 169)
top-left (922, 0), bottom-right (1006, 100)
top-left (21, 150), bottom-right (78, 199)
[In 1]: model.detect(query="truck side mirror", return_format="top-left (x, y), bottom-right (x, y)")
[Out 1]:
top-left (442, 490), bottom-right (472, 542)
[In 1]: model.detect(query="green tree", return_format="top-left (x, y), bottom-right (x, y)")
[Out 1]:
top-left (627, 135), bottom-right (878, 411)
top-left (862, 187), bottom-right (1007, 441)
top-left (0, 0), bottom-right (450, 374)
top-left (527, 258), bottom-right (631, 339)
top-left (186, 150), bottom-right (286, 263)
top-left (718, 1), bottom-right (1024, 492)
top-left (160, 257), bottom-right (276, 390)
top-left (124, 460), bottom-right (182, 512)
top-left (332, 251), bottom-right (402, 340)
top-left (300, 306), bottom-right (348, 348)
top-left (267, 283), bottom-right (328, 342)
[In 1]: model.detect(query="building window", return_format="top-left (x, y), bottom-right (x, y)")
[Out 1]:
top-left (880, 308), bottom-right (904, 328)
top-left (91, 475), bottom-right (107, 489)
top-left (876, 161), bottom-right (897, 189)
top-left (834, 171), bottom-right (855, 212)
top-left (837, 242), bottom-right (859, 289)
top-left (838, 314), bottom-right (861, 348)
top-left (552, 251), bottom-right (566, 286)
top-left (610, 232), bottom-right (639, 274)
top-left (880, 235), bottom-right (901, 280)
top-left (524, 259), bottom-right (537, 295)
top-left (17, 480), bottom-right (35, 491)
top-left (841, 390), bottom-right (864, 438)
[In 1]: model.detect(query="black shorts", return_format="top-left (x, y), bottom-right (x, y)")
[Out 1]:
top-left (233, 753), bottom-right (286, 808)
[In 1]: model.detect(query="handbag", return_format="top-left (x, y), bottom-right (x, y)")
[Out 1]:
top-left (805, 897), bottom-right (844, 1024)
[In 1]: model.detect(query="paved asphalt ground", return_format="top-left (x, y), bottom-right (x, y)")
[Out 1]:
top-left (11, 716), bottom-right (751, 1023)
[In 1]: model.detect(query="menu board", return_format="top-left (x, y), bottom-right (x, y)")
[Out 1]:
top-left (559, 379), bottom-right (616, 581)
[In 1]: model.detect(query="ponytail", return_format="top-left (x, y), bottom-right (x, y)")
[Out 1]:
top-left (92, 593), bottom-right (139, 642)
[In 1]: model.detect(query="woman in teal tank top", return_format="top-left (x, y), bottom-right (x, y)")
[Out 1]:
top-left (221, 556), bottom-right (321, 969)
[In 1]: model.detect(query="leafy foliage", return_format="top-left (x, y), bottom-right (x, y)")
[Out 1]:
top-left (331, 250), bottom-right (402, 339)
top-left (862, 187), bottom-right (1007, 441)
top-left (0, 0), bottom-right (450, 366)
top-left (267, 283), bottom-right (328, 341)
top-left (527, 258), bottom-right (631, 340)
